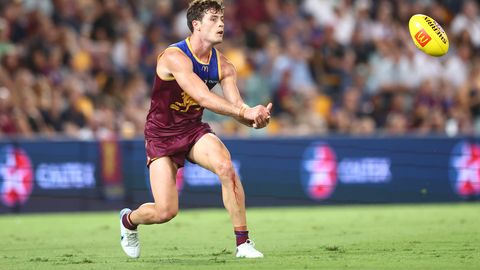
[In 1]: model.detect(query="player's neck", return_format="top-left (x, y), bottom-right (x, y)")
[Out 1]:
top-left (188, 35), bottom-right (213, 63)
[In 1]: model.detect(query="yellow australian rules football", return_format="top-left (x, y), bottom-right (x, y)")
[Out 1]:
top-left (408, 14), bottom-right (449, 57)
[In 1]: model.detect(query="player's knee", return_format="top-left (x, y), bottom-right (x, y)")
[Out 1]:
top-left (214, 159), bottom-right (235, 178)
top-left (153, 207), bottom-right (178, 223)
top-left (160, 209), bottom-right (178, 222)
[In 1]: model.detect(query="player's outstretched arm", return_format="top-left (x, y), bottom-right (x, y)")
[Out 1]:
top-left (218, 53), bottom-right (272, 129)
top-left (160, 48), bottom-right (242, 118)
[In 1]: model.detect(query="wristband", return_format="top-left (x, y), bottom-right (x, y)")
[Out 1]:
top-left (238, 104), bottom-right (249, 118)
top-left (239, 106), bottom-right (246, 118)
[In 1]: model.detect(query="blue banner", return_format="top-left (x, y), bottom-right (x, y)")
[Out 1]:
top-left (0, 137), bottom-right (479, 213)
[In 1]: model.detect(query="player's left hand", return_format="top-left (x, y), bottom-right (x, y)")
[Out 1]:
top-left (252, 103), bottom-right (272, 129)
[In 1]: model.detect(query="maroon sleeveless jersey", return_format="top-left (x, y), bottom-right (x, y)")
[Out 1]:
top-left (144, 78), bottom-right (205, 138)
top-left (143, 39), bottom-right (220, 166)
top-left (144, 39), bottom-right (220, 138)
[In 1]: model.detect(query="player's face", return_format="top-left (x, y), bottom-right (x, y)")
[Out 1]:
top-left (199, 10), bottom-right (224, 45)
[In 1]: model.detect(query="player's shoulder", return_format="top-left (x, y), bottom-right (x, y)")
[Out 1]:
top-left (163, 46), bottom-right (189, 59)
top-left (216, 50), bottom-right (236, 78)
top-left (215, 49), bottom-right (229, 64)
top-left (161, 47), bottom-right (192, 67)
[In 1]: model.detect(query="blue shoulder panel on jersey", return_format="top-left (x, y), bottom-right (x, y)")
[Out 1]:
top-left (170, 39), bottom-right (220, 90)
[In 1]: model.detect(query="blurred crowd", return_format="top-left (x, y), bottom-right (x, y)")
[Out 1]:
top-left (1, 0), bottom-right (480, 139)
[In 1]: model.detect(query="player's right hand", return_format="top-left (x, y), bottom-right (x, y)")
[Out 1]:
top-left (245, 103), bottom-right (272, 129)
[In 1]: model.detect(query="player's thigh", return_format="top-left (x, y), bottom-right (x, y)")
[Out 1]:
top-left (149, 156), bottom-right (179, 208)
top-left (188, 133), bottom-right (231, 173)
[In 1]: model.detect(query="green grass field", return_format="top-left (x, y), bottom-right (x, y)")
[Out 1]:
top-left (0, 203), bottom-right (479, 270)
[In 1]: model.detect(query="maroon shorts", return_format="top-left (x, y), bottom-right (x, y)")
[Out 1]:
top-left (145, 123), bottom-right (213, 168)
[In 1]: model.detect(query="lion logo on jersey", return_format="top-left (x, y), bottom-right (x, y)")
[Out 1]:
top-left (170, 92), bottom-right (201, 112)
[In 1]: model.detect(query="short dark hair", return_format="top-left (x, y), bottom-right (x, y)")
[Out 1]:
top-left (187, 0), bottom-right (224, 33)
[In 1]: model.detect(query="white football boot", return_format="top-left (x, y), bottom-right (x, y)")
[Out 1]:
top-left (235, 239), bottom-right (264, 258)
top-left (119, 208), bottom-right (140, 258)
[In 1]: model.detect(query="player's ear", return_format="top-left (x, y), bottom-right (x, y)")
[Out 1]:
top-left (192, 20), bottom-right (201, 31)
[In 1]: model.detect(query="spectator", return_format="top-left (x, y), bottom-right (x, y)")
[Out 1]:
top-left (451, 0), bottom-right (480, 48)
top-left (0, 0), bottom-right (478, 139)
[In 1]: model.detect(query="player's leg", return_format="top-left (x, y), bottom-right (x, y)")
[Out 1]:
top-left (119, 156), bottom-right (179, 258)
top-left (189, 133), bottom-right (245, 228)
top-left (130, 157), bottom-right (179, 224)
top-left (188, 133), bottom-right (263, 258)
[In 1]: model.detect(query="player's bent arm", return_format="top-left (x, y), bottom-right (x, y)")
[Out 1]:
top-left (220, 61), bottom-right (254, 126)
top-left (217, 52), bottom-right (272, 128)
top-left (160, 48), bottom-right (242, 118)
top-left (218, 55), bottom-right (254, 127)
top-left (219, 54), bottom-right (245, 107)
